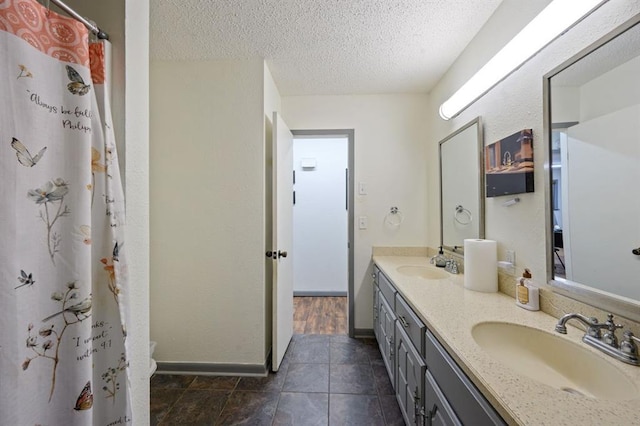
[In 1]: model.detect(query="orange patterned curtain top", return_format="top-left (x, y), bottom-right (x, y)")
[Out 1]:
top-left (0, 0), bottom-right (89, 66)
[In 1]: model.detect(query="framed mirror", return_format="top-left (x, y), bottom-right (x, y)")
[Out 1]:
top-left (439, 117), bottom-right (485, 253)
top-left (544, 14), bottom-right (640, 321)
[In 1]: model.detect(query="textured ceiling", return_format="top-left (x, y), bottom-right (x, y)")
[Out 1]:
top-left (150, 0), bottom-right (503, 96)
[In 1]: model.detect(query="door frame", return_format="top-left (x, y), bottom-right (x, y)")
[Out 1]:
top-left (291, 129), bottom-right (355, 337)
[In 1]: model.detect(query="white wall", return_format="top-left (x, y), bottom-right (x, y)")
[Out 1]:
top-left (62, 1), bottom-right (150, 423)
top-left (293, 137), bottom-right (348, 294)
top-left (426, 0), bottom-right (640, 286)
top-left (579, 55), bottom-right (640, 122)
top-left (565, 106), bottom-right (640, 300)
top-left (550, 86), bottom-right (580, 123)
top-left (282, 94), bottom-right (429, 330)
top-left (556, 56), bottom-right (640, 300)
top-left (150, 59), bottom-right (268, 365)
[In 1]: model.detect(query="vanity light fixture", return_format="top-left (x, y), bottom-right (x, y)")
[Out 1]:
top-left (438, 0), bottom-right (606, 120)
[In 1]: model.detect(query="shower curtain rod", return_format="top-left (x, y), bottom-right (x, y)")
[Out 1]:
top-left (49, 0), bottom-right (109, 40)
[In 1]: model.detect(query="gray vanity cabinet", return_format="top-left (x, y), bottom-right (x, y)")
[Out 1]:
top-left (372, 262), bottom-right (506, 426)
top-left (395, 322), bottom-right (426, 426)
top-left (425, 331), bottom-right (506, 426)
top-left (374, 267), bottom-right (398, 387)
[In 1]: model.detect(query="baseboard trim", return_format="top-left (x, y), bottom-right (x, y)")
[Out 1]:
top-left (155, 361), bottom-right (269, 377)
top-left (293, 291), bottom-right (347, 297)
top-left (353, 328), bottom-right (374, 338)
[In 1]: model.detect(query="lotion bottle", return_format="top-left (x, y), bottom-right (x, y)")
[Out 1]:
top-left (515, 269), bottom-right (539, 311)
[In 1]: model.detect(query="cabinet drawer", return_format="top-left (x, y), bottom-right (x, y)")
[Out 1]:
top-left (425, 370), bottom-right (462, 426)
top-left (378, 269), bottom-right (396, 309)
top-left (425, 331), bottom-right (506, 426)
top-left (395, 294), bottom-right (426, 356)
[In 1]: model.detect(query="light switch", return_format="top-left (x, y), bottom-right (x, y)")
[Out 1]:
top-left (358, 182), bottom-right (367, 195)
top-left (358, 216), bottom-right (368, 229)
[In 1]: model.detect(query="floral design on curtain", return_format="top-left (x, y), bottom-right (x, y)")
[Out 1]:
top-left (0, 1), bottom-right (131, 424)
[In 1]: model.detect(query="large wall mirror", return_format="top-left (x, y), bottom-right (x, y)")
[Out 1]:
top-left (545, 15), bottom-right (640, 321)
top-left (439, 117), bottom-right (485, 252)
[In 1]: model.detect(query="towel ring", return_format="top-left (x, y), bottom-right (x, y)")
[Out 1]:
top-left (454, 205), bottom-right (472, 225)
top-left (385, 206), bottom-right (404, 227)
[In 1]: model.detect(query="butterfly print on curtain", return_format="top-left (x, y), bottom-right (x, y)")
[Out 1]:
top-left (65, 65), bottom-right (91, 96)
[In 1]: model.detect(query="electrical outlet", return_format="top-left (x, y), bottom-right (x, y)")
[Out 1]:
top-left (358, 216), bottom-right (368, 229)
top-left (506, 250), bottom-right (516, 265)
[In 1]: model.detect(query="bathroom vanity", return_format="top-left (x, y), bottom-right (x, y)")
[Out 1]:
top-left (372, 255), bottom-right (640, 426)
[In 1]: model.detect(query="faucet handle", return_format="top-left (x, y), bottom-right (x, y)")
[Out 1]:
top-left (602, 314), bottom-right (624, 347)
top-left (584, 317), bottom-right (603, 338)
top-left (605, 314), bottom-right (624, 331)
top-left (620, 331), bottom-right (639, 357)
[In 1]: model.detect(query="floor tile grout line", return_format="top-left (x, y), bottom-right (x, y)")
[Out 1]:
top-left (156, 385), bottom-right (191, 426)
top-left (212, 376), bottom-right (240, 423)
top-left (270, 388), bottom-right (283, 426)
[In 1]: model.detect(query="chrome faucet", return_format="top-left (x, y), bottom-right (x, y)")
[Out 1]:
top-left (555, 313), bottom-right (639, 366)
top-left (444, 258), bottom-right (459, 274)
top-left (555, 313), bottom-right (601, 336)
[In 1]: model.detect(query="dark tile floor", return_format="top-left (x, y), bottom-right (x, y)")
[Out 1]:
top-left (150, 334), bottom-right (405, 425)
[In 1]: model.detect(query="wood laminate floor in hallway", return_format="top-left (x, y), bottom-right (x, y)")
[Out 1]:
top-left (293, 296), bottom-right (347, 335)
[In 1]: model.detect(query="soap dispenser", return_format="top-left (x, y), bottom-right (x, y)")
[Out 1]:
top-left (431, 247), bottom-right (447, 268)
top-left (515, 269), bottom-right (539, 311)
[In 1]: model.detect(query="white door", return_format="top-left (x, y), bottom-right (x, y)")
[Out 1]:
top-left (272, 112), bottom-right (294, 372)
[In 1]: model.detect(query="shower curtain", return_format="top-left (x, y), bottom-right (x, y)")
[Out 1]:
top-left (0, 1), bottom-right (132, 424)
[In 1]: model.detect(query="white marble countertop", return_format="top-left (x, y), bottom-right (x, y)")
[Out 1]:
top-left (373, 255), bottom-right (640, 426)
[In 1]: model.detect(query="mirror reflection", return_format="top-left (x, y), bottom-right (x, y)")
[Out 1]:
top-left (548, 18), bottom-right (640, 303)
top-left (439, 117), bottom-right (484, 252)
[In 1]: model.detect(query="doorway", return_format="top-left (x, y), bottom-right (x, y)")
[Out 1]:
top-left (291, 130), bottom-right (355, 336)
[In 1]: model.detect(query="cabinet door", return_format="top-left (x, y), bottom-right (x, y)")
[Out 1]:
top-left (396, 324), bottom-right (426, 426)
top-left (378, 295), bottom-right (396, 388)
top-left (425, 370), bottom-right (462, 426)
top-left (373, 284), bottom-right (380, 341)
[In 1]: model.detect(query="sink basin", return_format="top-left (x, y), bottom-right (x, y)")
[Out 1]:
top-left (396, 265), bottom-right (449, 280)
top-left (471, 322), bottom-right (638, 400)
